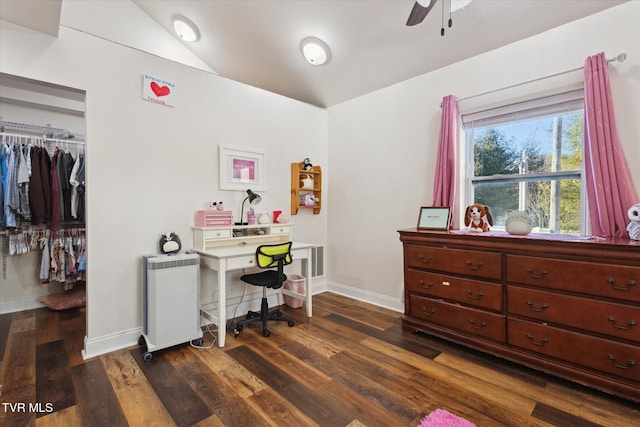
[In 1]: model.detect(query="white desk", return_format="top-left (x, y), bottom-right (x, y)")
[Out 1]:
top-left (192, 223), bottom-right (314, 347)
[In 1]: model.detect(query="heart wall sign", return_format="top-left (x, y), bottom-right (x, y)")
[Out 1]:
top-left (143, 74), bottom-right (176, 107)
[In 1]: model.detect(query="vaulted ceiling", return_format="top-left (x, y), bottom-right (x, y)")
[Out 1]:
top-left (0, 0), bottom-right (629, 107)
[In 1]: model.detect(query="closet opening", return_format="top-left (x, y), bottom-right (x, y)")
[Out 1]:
top-left (1, 72), bottom-right (87, 358)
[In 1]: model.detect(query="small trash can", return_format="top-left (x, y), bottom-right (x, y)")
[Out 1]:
top-left (283, 274), bottom-right (305, 308)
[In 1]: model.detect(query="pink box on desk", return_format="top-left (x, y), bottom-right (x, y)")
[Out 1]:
top-left (195, 210), bottom-right (233, 227)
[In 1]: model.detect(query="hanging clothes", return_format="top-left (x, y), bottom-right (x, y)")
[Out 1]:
top-left (38, 229), bottom-right (86, 288)
top-left (70, 151), bottom-right (85, 222)
top-left (17, 144), bottom-right (31, 221)
top-left (29, 145), bottom-right (49, 224)
top-left (49, 148), bottom-right (62, 230)
top-left (3, 142), bottom-right (17, 228)
top-left (60, 150), bottom-right (74, 221)
top-left (1, 131), bottom-right (85, 228)
top-left (0, 141), bottom-right (6, 227)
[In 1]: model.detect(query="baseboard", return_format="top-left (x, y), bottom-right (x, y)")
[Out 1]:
top-left (82, 327), bottom-right (142, 360)
top-left (0, 297), bottom-right (44, 314)
top-left (80, 280), bottom-right (400, 359)
top-left (325, 281), bottom-right (404, 313)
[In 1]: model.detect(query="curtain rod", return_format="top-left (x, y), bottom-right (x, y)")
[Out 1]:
top-left (454, 52), bottom-right (627, 104)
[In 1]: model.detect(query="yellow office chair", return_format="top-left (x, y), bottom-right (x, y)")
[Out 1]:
top-left (235, 241), bottom-right (295, 337)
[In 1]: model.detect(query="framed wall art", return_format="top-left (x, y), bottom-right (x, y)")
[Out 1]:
top-left (417, 206), bottom-right (451, 231)
top-left (219, 145), bottom-right (266, 191)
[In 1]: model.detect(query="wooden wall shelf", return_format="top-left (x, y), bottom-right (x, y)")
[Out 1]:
top-left (291, 162), bottom-right (321, 215)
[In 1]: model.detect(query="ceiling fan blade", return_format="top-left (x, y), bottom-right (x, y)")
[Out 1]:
top-left (406, 0), bottom-right (438, 26)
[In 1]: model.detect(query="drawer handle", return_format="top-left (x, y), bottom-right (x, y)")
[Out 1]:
top-left (420, 306), bottom-right (436, 316)
top-left (525, 268), bottom-right (548, 279)
top-left (607, 354), bottom-right (637, 370)
top-left (466, 289), bottom-right (484, 300)
top-left (526, 333), bottom-right (548, 346)
top-left (418, 254), bottom-right (433, 264)
top-left (469, 319), bottom-right (487, 330)
top-left (607, 278), bottom-right (637, 291)
top-left (526, 301), bottom-right (549, 312)
top-left (465, 260), bottom-right (483, 270)
top-left (419, 280), bottom-right (434, 290)
top-left (607, 316), bottom-right (638, 331)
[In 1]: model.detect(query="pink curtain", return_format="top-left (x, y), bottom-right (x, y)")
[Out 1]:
top-left (432, 95), bottom-right (459, 229)
top-left (583, 52), bottom-right (639, 237)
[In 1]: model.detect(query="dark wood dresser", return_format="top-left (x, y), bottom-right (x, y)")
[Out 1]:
top-left (398, 229), bottom-right (640, 402)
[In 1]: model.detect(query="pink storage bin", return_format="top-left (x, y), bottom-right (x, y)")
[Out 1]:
top-left (284, 274), bottom-right (305, 308)
top-left (195, 210), bottom-right (233, 227)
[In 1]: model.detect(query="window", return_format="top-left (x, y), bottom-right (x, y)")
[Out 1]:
top-left (462, 90), bottom-right (586, 235)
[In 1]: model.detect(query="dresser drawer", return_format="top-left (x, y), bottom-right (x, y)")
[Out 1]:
top-left (408, 294), bottom-right (505, 342)
top-left (508, 286), bottom-right (640, 343)
top-left (406, 269), bottom-right (502, 311)
top-left (506, 255), bottom-right (640, 302)
top-left (405, 244), bottom-right (502, 280)
top-left (508, 318), bottom-right (640, 383)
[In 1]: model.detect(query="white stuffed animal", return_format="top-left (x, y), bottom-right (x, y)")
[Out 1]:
top-left (627, 203), bottom-right (640, 241)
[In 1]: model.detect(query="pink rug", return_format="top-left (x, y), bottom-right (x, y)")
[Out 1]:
top-left (418, 409), bottom-right (476, 427)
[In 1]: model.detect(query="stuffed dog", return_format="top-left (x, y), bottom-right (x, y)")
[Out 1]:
top-left (464, 204), bottom-right (493, 232)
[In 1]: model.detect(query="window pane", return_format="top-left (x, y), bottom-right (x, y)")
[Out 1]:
top-left (473, 178), bottom-right (582, 235)
top-left (473, 111), bottom-right (583, 177)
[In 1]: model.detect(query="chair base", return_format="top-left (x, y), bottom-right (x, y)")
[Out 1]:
top-left (235, 296), bottom-right (295, 337)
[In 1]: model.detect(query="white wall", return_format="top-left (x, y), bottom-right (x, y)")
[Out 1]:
top-left (0, 20), bottom-right (328, 357)
top-left (326, 1), bottom-right (640, 311)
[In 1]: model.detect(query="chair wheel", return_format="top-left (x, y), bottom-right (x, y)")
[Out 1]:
top-left (192, 338), bottom-right (203, 346)
top-left (236, 324), bottom-right (244, 331)
top-left (288, 320), bottom-right (295, 327)
top-left (263, 329), bottom-right (271, 337)
top-left (275, 311), bottom-right (283, 317)
top-left (138, 335), bottom-right (145, 346)
top-left (143, 352), bottom-right (153, 361)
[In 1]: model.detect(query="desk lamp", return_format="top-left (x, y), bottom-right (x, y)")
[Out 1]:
top-left (236, 189), bottom-right (262, 225)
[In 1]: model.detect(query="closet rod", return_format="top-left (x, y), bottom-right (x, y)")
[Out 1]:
top-left (453, 52), bottom-right (627, 104)
top-left (0, 132), bottom-right (85, 145)
top-left (0, 119), bottom-right (84, 140)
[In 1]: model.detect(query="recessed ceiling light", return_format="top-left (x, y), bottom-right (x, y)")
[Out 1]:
top-left (173, 15), bottom-right (200, 42)
top-left (301, 37), bottom-right (331, 66)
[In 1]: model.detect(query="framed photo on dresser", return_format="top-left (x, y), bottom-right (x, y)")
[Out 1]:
top-left (417, 206), bottom-right (451, 231)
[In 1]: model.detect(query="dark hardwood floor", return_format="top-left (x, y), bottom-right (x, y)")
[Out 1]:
top-left (1, 292), bottom-right (638, 426)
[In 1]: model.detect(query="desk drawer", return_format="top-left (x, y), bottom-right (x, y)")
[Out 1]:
top-left (291, 247), bottom-right (310, 260)
top-left (226, 255), bottom-right (256, 270)
top-left (205, 229), bottom-right (232, 240)
top-left (271, 225), bottom-right (291, 235)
